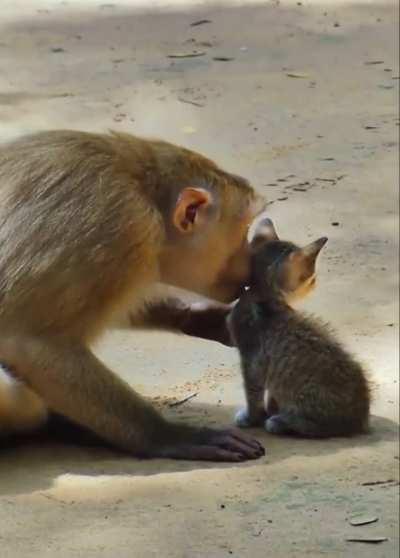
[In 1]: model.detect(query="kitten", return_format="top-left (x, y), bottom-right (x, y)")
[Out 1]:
top-left (228, 218), bottom-right (371, 437)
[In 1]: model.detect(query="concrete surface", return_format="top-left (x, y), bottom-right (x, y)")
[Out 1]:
top-left (0, 0), bottom-right (398, 556)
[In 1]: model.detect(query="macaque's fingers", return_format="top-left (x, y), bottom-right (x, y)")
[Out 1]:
top-left (226, 428), bottom-right (265, 452)
top-left (150, 426), bottom-right (265, 462)
top-left (196, 427), bottom-right (264, 459)
top-left (216, 435), bottom-right (265, 459)
top-left (159, 445), bottom-right (247, 462)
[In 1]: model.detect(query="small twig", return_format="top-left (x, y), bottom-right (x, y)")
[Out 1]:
top-left (177, 97), bottom-right (204, 107)
top-left (190, 19), bottom-right (212, 27)
top-left (40, 493), bottom-right (68, 504)
top-left (167, 51), bottom-right (206, 59)
top-left (346, 537), bottom-right (388, 544)
top-left (361, 479), bottom-right (397, 486)
top-left (213, 56), bottom-right (235, 62)
top-left (168, 393), bottom-right (198, 408)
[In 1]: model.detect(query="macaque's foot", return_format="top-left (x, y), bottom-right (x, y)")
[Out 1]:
top-left (235, 407), bottom-right (266, 428)
top-left (154, 427), bottom-right (265, 462)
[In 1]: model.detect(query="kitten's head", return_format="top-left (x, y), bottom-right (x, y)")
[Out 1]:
top-left (249, 217), bottom-right (327, 304)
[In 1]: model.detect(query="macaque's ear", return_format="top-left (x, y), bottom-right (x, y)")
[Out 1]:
top-left (172, 188), bottom-right (214, 234)
top-left (249, 216), bottom-right (279, 251)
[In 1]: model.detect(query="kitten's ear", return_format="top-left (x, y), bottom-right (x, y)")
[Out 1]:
top-left (301, 237), bottom-right (328, 261)
top-left (249, 217), bottom-right (279, 251)
top-left (287, 237), bottom-right (327, 279)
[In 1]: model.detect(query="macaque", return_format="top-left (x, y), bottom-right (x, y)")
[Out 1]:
top-left (0, 130), bottom-right (265, 461)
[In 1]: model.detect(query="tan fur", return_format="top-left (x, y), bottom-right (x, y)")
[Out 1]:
top-left (0, 366), bottom-right (47, 435)
top-left (0, 130), bottom-right (264, 460)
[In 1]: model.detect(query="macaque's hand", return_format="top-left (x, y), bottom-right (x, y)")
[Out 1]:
top-left (151, 425), bottom-right (265, 462)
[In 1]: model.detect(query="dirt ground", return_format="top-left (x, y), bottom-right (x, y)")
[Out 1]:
top-left (0, 0), bottom-right (399, 556)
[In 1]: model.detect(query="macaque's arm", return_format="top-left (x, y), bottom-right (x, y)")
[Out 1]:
top-left (130, 298), bottom-right (235, 346)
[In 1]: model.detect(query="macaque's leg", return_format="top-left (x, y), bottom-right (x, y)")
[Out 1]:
top-left (0, 336), bottom-right (264, 461)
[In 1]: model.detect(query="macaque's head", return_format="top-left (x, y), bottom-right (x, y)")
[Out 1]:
top-left (158, 167), bottom-right (265, 302)
top-left (249, 218), bottom-right (327, 304)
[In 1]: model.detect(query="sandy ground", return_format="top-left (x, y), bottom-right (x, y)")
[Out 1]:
top-left (0, 0), bottom-right (399, 556)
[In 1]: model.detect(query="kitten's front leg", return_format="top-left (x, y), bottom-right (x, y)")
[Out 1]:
top-left (265, 393), bottom-right (279, 418)
top-left (235, 363), bottom-right (267, 428)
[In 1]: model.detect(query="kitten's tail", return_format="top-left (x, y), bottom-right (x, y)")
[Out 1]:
top-left (275, 411), bottom-right (370, 438)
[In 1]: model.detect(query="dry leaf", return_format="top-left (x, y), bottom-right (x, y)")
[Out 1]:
top-left (286, 72), bottom-right (309, 78)
top-left (346, 537), bottom-right (388, 544)
top-left (167, 51), bottom-right (206, 58)
top-left (182, 126), bottom-right (197, 134)
top-left (361, 479), bottom-right (396, 486)
top-left (190, 19), bottom-right (212, 27)
top-left (349, 515), bottom-right (379, 526)
top-left (168, 393), bottom-right (198, 408)
top-left (178, 97), bottom-right (204, 107)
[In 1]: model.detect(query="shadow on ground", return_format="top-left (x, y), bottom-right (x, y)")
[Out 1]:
top-left (0, 400), bottom-right (397, 497)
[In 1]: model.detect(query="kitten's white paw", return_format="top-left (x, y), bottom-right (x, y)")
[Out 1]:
top-left (235, 408), bottom-right (252, 428)
top-left (264, 415), bottom-right (286, 435)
